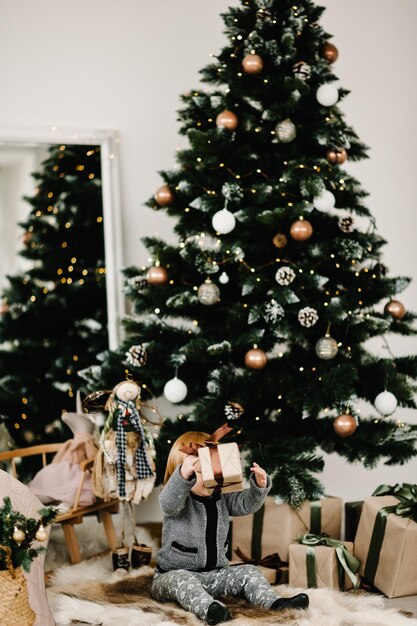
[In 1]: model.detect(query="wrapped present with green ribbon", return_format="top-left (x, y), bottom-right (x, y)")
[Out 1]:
top-left (289, 533), bottom-right (360, 591)
top-left (354, 483), bottom-right (417, 598)
top-left (344, 501), bottom-right (364, 542)
top-left (231, 494), bottom-right (342, 562)
top-left (230, 547), bottom-right (289, 585)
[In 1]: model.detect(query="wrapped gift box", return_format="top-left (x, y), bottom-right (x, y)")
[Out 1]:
top-left (198, 442), bottom-right (243, 494)
top-left (231, 495), bottom-right (342, 561)
top-left (230, 546), bottom-right (289, 585)
top-left (354, 495), bottom-right (417, 598)
top-left (230, 562), bottom-right (289, 585)
top-left (344, 501), bottom-right (364, 542)
top-left (289, 541), bottom-right (355, 590)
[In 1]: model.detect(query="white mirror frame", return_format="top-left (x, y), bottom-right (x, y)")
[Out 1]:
top-left (0, 125), bottom-right (124, 350)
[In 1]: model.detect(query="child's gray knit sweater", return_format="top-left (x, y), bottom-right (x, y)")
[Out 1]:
top-left (156, 465), bottom-right (271, 572)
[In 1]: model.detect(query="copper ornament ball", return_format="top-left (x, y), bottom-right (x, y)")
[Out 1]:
top-left (384, 299), bottom-right (406, 320)
top-left (322, 42), bottom-right (339, 63)
top-left (154, 185), bottom-right (174, 207)
top-left (146, 265), bottom-right (168, 285)
top-left (242, 53), bottom-right (264, 74)
top-left (0, 302), bottom-right (10, 315)
top-left (326, 147), bottom-right (348, 164)
top-left (290, 220), bottom-right (313, 241)
top-left (22, 231), bottom-right (33, 246)
top-left (216, 110), bottom-right (239, 131)
top-left (272, 233), bottom-right (288, 248)
top-left (244, 347), bottom-right (268, 370)
top-left (333, 413), bottom-right (357, 437)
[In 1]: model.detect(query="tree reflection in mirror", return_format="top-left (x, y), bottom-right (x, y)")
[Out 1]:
top-left (0, 144), bottom-right (108, 446)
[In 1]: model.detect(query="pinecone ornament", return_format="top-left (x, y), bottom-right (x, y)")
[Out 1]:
top-left (275, 266), bottom-right (296, 286)
top-left (298, 307), bottom-right (319, 327)
top-left (224, 401), bottom-right (244, 420)
top-left (125, 344), bottom-right (147, 367)
top-left (338, 216), bottom-right (354, 233)
top-left (256, 7), bottom-right (272, 21)
top-left (292, 61), bottom-right (311, 81)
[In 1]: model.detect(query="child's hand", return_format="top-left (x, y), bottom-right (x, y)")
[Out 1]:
top-left (180, 455), bottom-right (199, 480)
top-left (250, 462), bottom-right (267, 488)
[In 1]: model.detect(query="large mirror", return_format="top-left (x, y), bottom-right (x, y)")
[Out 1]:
top-left (0, 126), bottom-right (124, 349)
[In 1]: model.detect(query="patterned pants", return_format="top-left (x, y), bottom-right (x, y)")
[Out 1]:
top-left (151, 564), bottom-right (280, 621)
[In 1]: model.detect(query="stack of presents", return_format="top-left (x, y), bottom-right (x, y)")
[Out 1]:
top-left (197, 431), bottom-right (417, 598)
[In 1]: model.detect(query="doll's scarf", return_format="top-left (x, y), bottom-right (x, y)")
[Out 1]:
top-left (115, 399), bottom-right (154, 498)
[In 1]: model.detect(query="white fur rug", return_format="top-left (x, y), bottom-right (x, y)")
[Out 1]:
top-left (47, 555), bottom-right (417, 626)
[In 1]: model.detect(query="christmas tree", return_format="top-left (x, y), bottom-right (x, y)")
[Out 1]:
top-left (84, 0), bottom-right (417, 504)
top-left (0, 496), bottom-right (55, 572)
top-left (0, 144), bottom-right (108, 445)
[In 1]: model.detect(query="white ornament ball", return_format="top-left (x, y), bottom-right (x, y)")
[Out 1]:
top-left (163, 377), bottom-right (188, 404)
top-left (212, 209), bottom-right (236, 234)
top-left (219, 272), bottom-right (229, 284)
top-left (197, 279), bottom-right (220, 305)
top-left (315, 334), bottom-right (338, 360)
top-left (313, 189), bottom-right (336, 211)
top-left (374, 391), bottom-right (398, 416)
top-left (275, 118), bottom-right (297, 143)
top-left (316, 84), bottom-right (339, 107)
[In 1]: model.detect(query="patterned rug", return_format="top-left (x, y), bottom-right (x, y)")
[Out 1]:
top-left (46, 555), bottom-right (417, 626)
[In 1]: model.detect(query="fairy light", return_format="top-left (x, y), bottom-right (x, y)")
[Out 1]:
top-left (97, 216), bottom-right (103, 223)
top-left (155, 308), bottom-right (160, 314)
top-left (73, 355), bottom-right (78, 361)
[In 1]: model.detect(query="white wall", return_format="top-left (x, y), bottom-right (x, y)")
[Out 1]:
top-left (0, 0), bottom-right (416, 510)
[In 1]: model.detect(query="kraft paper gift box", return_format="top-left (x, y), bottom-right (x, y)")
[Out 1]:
top-left (198, 442), bottom-right (243, 494)
top-left (289, 541), bottom-right (356, 590)
top-left (344, 501), bottom-right (364, 542)
top-left (354, 495), bottom-right (417, 598)
top-left (229, 560), bottom-right (289, 585)
top-left (231, 495), bottom-right (342, 561)
top-left (230, 547), bottom-right (289, 585)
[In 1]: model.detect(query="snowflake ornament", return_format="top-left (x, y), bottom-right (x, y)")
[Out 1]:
top-left (264, 299), bottom-right (284, 322)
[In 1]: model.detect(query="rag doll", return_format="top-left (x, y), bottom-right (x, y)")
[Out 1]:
top-left (88, 378), bottom-right (161, 571)
top-left (91, 379), bottom-right (157, 504)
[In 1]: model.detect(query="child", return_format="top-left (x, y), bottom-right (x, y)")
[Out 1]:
top-left (151, 431), bottom-right (309, 624)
